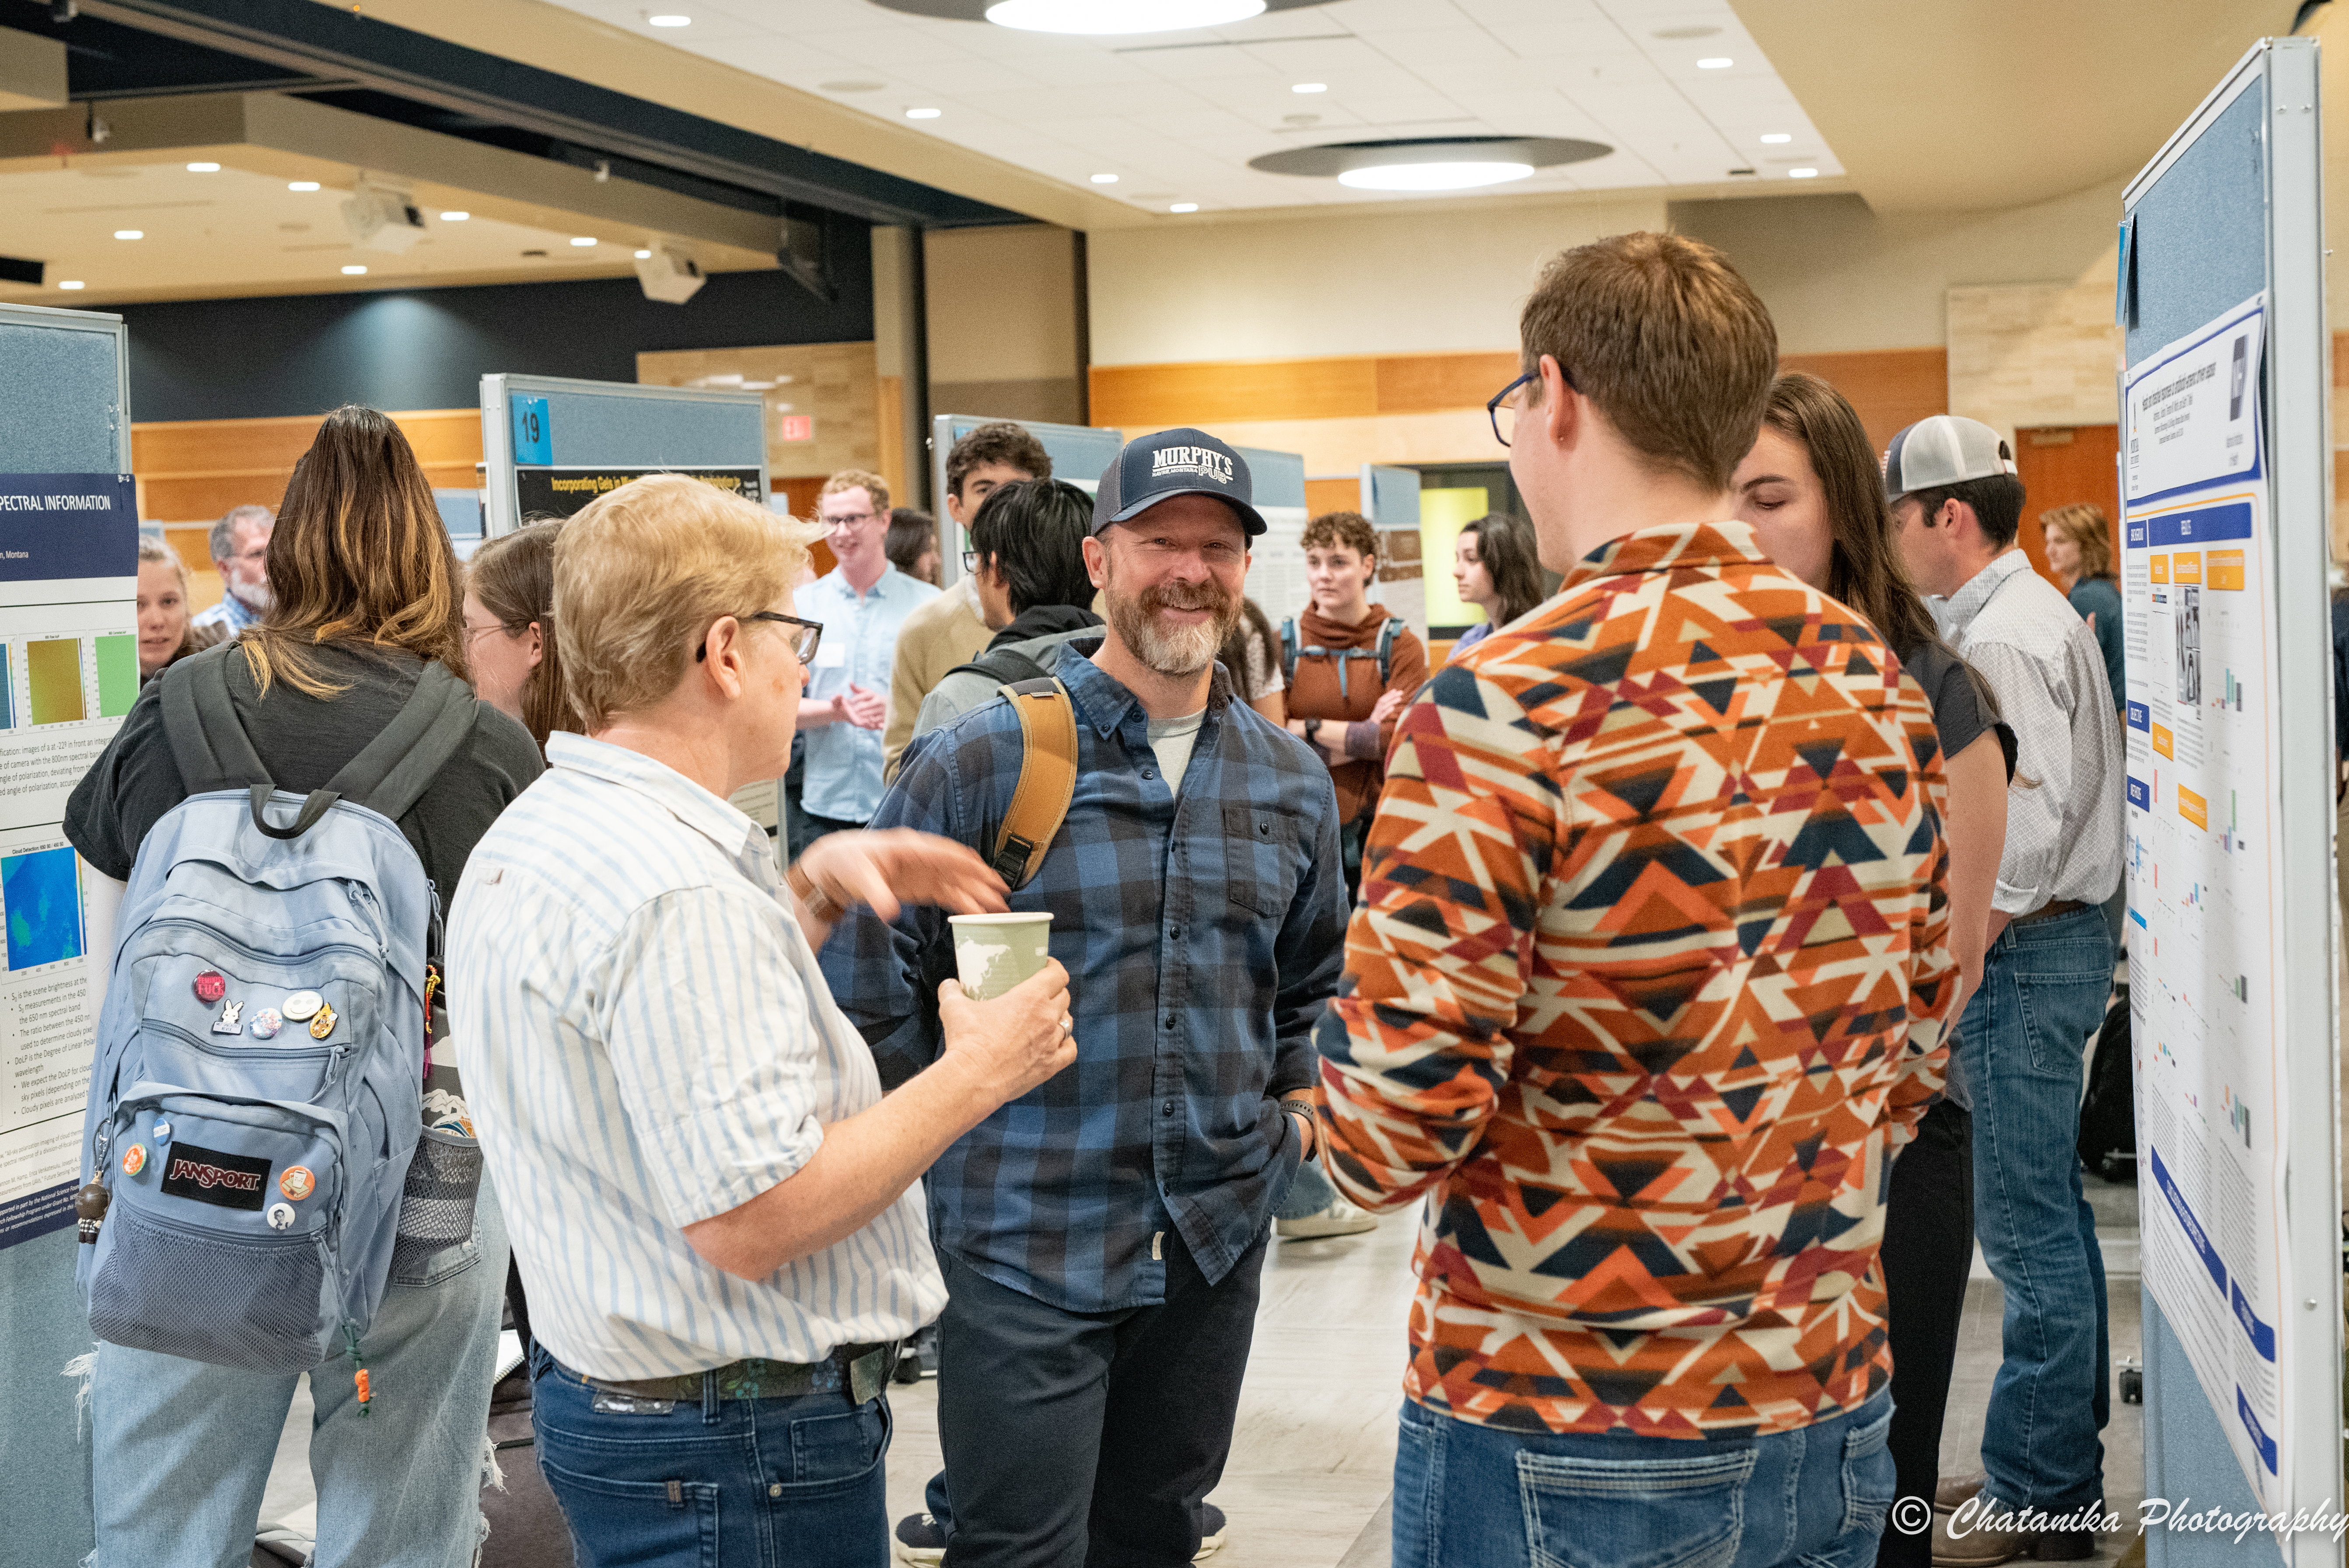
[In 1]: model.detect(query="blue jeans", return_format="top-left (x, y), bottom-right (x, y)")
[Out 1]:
top-left (91, 1181), bottom-right (509, 1568)
top-left (531, 1346), bottom-right (892, 1568)
top-left (1959, 905), bottom-right (2113, 1513)
top-left (1392, 1391), bottom-right (1896, 1568)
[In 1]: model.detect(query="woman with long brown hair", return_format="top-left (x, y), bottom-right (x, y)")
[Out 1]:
top-left (1732, 371), bottom-right (2014, 1568)
top-left (67, 404), bottom-right (542, 1568)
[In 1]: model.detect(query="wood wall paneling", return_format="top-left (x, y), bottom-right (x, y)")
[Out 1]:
top-left (2011, 424), bottom-right (2121, 588)
top-left (1304, 478), bottom-right (1361, 517)
top-left (875, 374), bottom-right (906, 512)
top-left (133, 409), bottom-right (483, 523)
top-left (1373, 353), bottom-right (1521, 416)
top-left (1776, 348), bottom-right (1951, 454)
top-left (636, 342), bottom-right (880, 483)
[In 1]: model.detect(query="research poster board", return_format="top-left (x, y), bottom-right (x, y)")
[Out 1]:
top-left (2120, 39), bottom-right (2339, 1561)
top-left (0, 300), bottom-right (138, 1564)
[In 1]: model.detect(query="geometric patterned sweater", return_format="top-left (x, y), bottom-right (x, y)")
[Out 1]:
top-left (1315, 520), bottom-right (1958, 1438)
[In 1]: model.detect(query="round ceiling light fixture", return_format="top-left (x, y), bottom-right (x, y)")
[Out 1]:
top-left (866, 0), bottom-right (1330, 31)
top-left (1250, 136), bottom-right (1609, 193)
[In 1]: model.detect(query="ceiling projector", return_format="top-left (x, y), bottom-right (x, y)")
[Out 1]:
top-left (342, 181), bottom-right (426, 254)
top-left (635, 244), bottom-right (706, 304)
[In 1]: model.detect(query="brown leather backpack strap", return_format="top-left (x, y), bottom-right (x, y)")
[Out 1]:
top-left (991, 677), bottom-right (1078, 889)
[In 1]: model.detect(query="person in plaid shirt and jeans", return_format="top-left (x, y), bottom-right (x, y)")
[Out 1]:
top-left (824, 426), bottom-right (1348, 1568)
top-left (1316, 233), bottom-right (1959, 1568)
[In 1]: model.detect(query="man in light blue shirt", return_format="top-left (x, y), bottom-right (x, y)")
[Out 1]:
top-left (797, 468), bottom-right (937, 841)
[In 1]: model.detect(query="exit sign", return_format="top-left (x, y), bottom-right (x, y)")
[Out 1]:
top-left (779, 415), bottom-right (813, 442)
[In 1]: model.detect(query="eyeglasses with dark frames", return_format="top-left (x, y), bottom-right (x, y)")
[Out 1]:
top-left (697, 610), bottom-right (822, 664)
top-left (1487, 364), bottom-right (1575, 447)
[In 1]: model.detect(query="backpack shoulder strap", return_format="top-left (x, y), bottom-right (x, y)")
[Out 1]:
top-left (325, 662), bottom-right (482, 824)
top-left (945, 646), bottom-right (1052, 689)
top-left (1376, 617), bottom-right (1405, 683)
top-left (1278, 618), bottom-right (1297, 681)
top-left (159, 644), bottom-right (273, 796)
top-left (989, 677), bottom-right (1077, 890)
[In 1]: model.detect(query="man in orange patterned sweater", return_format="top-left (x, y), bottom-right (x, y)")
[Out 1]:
top-left (1315, 232), bottom-right (1960, 1568)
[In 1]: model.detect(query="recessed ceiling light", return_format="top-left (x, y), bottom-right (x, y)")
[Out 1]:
top-left (648, 14), bottom-right (690, 25)
top-left (288, 180), bottom-right (321, 192)
top-left (1169, 202), bottom-right (1198, 213)
top-left (1696, 57), bottom-right (1733, 69)
top-left (635, 248), bottom-right (654, 259)
top-left (821, 80), bottom-right (885, 93)
top-left (1759, 133), bottom-right (1792, 145)
top-left (1293, 82), bottom-right (1326, 94)
top-left (984, 0), bottom-right (1265, 34)
top-left (1789, 167), bottom-right (1819, 179)
top-left (1091, 173), bottom-right (1119, 184)
top-left (905, 107), bottom-right (942, 119)
top-left (1340, 161), bottom-right (1532, 192)
top-left (113, 230), bottom-right (142, 240)
top-left (57, 280), bottom-right (84, 290)
top-left (342, 264), bottom-right (368, 274)
top-left (1254, 136), bottom-right (1604, 191)
top-left (440, 210), bottom-right (470, 222)
top-left (185, 161), bottom-right (220, 173)
top-left (570, 236), bottom-right (598, 247)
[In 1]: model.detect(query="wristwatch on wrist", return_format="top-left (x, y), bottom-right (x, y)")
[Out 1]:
top-left (1304, 718), bottom-right (1323, 747)
top-left (786, 859), bottom-right (849, 925)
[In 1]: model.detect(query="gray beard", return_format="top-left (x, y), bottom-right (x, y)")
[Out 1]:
top-left (231, 577), bottom-right (273, 614)
top-left (1103, 583), bottom-right (1237, 680)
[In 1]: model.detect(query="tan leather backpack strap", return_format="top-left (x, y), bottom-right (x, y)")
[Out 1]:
top-left (991, 677), bottom-right (1078, 889)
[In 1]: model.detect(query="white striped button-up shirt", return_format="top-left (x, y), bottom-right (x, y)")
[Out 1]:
top-left (449, 731), bottom-right (944, 1380)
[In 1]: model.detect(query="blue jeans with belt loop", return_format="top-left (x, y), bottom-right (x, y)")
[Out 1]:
top-left (1391, 1390), bottom-right (1897, 1568)
top-left (529, 1344), bottom-right (893, 1568)
top-left (1959, 904), bottom-right (2114, 1514)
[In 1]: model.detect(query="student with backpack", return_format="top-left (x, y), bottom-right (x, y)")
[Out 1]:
top-left (65, 405), bottom-right (545, 1568)
top-left (1280, 509), bottom-right (1427, 904)
top-left (907, 476), bottom-right (1101, 743)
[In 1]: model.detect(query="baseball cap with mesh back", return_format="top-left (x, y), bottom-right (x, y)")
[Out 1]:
top-left (1882, 414), bottom-right (2019, 501)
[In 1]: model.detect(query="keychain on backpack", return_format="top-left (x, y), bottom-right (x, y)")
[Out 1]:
top-left (346, 1323), bottom-right (373, 1418)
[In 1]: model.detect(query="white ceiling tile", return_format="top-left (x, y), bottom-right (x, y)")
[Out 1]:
top-left (545, 0), bottom-right (1846, 214)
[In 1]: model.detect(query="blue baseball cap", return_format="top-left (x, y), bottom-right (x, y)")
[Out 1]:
top-left (1092, 427), bottom-right (1266, 537)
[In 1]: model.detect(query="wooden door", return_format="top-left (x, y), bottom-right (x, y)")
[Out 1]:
top-left (2011, 425), bottom-right (2121, 587)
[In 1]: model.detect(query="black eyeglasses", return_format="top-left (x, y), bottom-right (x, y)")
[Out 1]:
top-left (697, 610), bottom-right (822, 664)
top-left (961, 548), bottom-right (980, 576)
top-left (1487, 365), bottom-right (1575, 447)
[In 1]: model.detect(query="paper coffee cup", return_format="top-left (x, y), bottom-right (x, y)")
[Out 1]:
top-left (950, 912), bottom-right (1054, 1001)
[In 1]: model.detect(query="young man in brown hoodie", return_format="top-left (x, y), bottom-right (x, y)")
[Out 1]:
top-left (1283, 508), bottom-right (1427, 903)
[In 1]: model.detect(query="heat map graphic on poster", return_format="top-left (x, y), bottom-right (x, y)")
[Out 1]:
top-left (2119, 294), bottom-right (2289, 1503)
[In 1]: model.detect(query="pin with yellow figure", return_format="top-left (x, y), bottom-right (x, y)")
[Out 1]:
top-left (309, 1002), bottom-right (337, 1041)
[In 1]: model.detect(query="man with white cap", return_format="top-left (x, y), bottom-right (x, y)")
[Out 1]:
top-left (1887, 414), bottom-right (2123, 1565)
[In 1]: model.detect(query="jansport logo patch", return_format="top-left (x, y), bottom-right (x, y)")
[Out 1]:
top-left (1150, 445), bottom-right (1234, 485)
top-left (160, 1142), bottom-right (273, 1212)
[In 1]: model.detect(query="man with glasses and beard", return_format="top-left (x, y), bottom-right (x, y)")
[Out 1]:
top-left (825, 428), bottom-right (1348, 1567)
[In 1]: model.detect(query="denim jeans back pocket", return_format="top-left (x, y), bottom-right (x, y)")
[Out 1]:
top-left (537, 1453), bottom-right (720, 1567)
top-left (2009, 943), bottom-right (2113, 1083)
top-left (1516, 1443), bottom-right (1754, 1568)
top-left (1839, 1402), bottom-right (1897, 1537)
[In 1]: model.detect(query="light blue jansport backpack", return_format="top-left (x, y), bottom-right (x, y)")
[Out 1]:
top-left (78, 646), bottom-right (479, 1396)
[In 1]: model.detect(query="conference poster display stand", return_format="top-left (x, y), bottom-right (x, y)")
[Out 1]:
top-left (926, 412), bottom-right (1308, 620)
top-left (0, 301), bottom-right (140, 1562)
top-left (2119, 38), bottom-right (2341, 1566)
top-left (479, 371), bottom-right (783, 841)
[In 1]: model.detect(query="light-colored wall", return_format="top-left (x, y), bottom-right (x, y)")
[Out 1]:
top-left (1087, 194), bottom-right (1669, 367)
top-left (1672, 184), bottom-right (2125, 356)
top-left (926, 223), bottom-right (1085, 425)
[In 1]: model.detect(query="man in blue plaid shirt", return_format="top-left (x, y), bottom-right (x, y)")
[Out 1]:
top-left (824, 427), bottom-right (1347, 1567)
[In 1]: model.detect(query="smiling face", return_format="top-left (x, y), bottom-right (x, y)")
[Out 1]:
top-left (819, 486), bottom-right (887, 581)
top-left (1087, 495), bottom-right (1248, 678)
top-left (1731, 424), bottom-right (1835, 590)
top-left (136, 557), bottom-right (189, 673)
